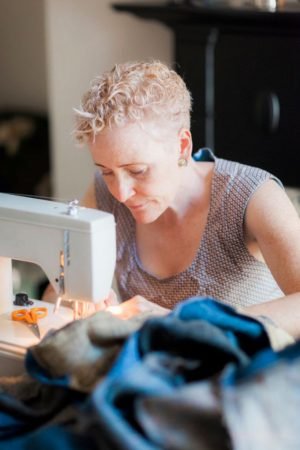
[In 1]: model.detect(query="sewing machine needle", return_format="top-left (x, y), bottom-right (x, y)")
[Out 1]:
top-left (54, 296), bottom-right (62, 314)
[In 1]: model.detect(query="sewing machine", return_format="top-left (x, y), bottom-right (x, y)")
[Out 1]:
top-left (0, 193), bottom-right (116, 375)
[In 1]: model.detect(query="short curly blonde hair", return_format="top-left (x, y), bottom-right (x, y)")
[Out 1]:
top-left (73, 60), bottom-right (192, 143)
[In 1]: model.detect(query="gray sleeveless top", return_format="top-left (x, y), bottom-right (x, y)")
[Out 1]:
top-left (95, 149), bottom-right (283, 309)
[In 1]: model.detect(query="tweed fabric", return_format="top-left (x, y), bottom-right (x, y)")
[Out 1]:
top-left (94, 152), bottom-right (283, 309)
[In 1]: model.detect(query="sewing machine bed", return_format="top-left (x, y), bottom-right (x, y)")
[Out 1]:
top-left (0, 299), bottom-right (73, 376)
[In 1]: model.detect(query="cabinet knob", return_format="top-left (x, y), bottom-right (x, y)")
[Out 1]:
top-left (254, 91), bottom-right (280, 133)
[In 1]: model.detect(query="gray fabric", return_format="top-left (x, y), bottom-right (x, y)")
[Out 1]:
top-left (222, 357), bottom-right (300, 450)
top-left (95, 155), bottom-right (283, 309)
top-left (29, 310), bottom-right (151, 392)
top-left (136, 382), bottom-right (230, 450)
top-left (0, 374), bottom-right (40, 399)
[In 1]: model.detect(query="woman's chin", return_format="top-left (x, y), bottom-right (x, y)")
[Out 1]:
top-left (130, 209), bottom-right (161, 224)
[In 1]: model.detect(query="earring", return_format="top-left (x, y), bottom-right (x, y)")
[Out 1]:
top-left (178, 157), bottom-right (188, 167)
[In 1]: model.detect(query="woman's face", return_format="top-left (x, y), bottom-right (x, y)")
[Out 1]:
top-left (89, 121), bottom-right (190, 224)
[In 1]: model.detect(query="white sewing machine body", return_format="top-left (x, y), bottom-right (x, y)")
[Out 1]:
top-left (0, 193), bottom-right (116, 375)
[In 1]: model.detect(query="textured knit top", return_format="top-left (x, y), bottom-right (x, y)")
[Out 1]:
top-left (94, 148), bottom-right (283, 309)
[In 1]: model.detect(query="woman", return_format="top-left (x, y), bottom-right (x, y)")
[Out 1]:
top-left (74, 60), bottom-right (300, 338)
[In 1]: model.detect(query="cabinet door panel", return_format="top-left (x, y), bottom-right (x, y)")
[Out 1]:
top-left (176, 27), bottom-right (209, 116)
top-left (176, 27), bottom-right (214, 149)
top-left (214, 33), bottom-right (300, 186)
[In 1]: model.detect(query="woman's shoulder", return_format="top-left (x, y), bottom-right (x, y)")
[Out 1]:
top-left (216, 156), bottom-right (267, 178)
top-left (194, 148), bottom-right (278, 185)
top-left (210, 156), bottom-right (283, 228)
top-left (215, 156), bottom-right (282, 192)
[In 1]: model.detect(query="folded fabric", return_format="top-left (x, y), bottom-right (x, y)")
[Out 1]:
top-left (0, 310), bottom-right (155, 445)
top-left (136, 381), bottom-right (230, 450)
top-left (221, 341), bottom-right (300, 450)
top-left (0, 374), bottom-right (81, 439)
top-left (86, 297), bottom-right (274, 449)
top-left (26, 310), bottom-right (153, 392)
top-left (0, 296), bottom-right (298, 450)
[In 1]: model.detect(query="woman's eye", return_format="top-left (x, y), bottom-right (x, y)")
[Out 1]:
top-left (100, 170), bottom-right (113, 176)
top-left (129, 168), bottom-right (147, 176)
top-left (99, 167), bottom-right (147, 177)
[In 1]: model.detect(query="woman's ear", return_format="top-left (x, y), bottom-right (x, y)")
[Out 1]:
top-left (178, 128), bottom-right (193, 159)
top-left (178, 128), bottom-right (193, 160)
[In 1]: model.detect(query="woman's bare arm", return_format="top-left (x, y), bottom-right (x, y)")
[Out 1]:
top-left (243, 180), bottom-right (300, 338)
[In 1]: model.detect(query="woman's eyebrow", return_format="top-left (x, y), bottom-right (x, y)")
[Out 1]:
top-left (94, 162), bottom-right (144, 168)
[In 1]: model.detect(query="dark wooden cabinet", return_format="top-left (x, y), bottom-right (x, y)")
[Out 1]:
top-left (214, 31), bottom-right (300, 184)
top-left (112, 2), bottom-right (300, 186)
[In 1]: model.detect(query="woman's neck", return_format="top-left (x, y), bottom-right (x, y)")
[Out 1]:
top-left (155, 160), bottom-right (215, 227)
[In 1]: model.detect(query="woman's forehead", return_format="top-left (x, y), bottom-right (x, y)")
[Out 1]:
top-left (92, 122), bottom-right (177, 154)
top-left (90, 129), bottom-right (174, 168)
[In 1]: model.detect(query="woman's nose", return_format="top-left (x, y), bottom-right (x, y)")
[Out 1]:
top-left (113, 177), bottom-right (135, 203)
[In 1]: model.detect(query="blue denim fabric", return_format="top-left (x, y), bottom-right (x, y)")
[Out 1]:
top-left (0, 297), bottom-right (298, 450)
top-left (110, 297), bottom-right (270, 383)
top-left (173, 297), bottom-right (271, 356)
top-left (0, 381), bottom-right (83, 440)
top-left (25, 351), bottom-right (70, 387)
top-left (222, 337), bottom-right (300, 386)
top-left (0, 425), bottom-right (100, 450)
top-left (83, 297), bottom-right (272, 449)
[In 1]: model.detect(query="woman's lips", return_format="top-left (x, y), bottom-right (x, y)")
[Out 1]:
top-left (126, 202), bottom-right (147, 211)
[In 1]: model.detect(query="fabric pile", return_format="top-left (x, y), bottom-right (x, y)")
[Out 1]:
top-left (0, 297), bottom-right (299, 450)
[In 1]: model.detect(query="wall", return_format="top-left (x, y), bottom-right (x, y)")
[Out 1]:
top-left (0, 0), bottom-right (172, 199)
top-left (0, 0), bottom-right (47, 113)
top-left (44, 0), bottom-right (172, 199)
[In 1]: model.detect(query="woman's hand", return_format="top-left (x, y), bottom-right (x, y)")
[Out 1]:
top-left (106, 295), bottom-right (170, 319)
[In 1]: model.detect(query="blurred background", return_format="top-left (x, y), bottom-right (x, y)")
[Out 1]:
top-left (0, 0), bottom-right (172, 201)
top-left (1, 0), bottom-right (300, 296)
top-left (0, 0), bottom-right (171, 297)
